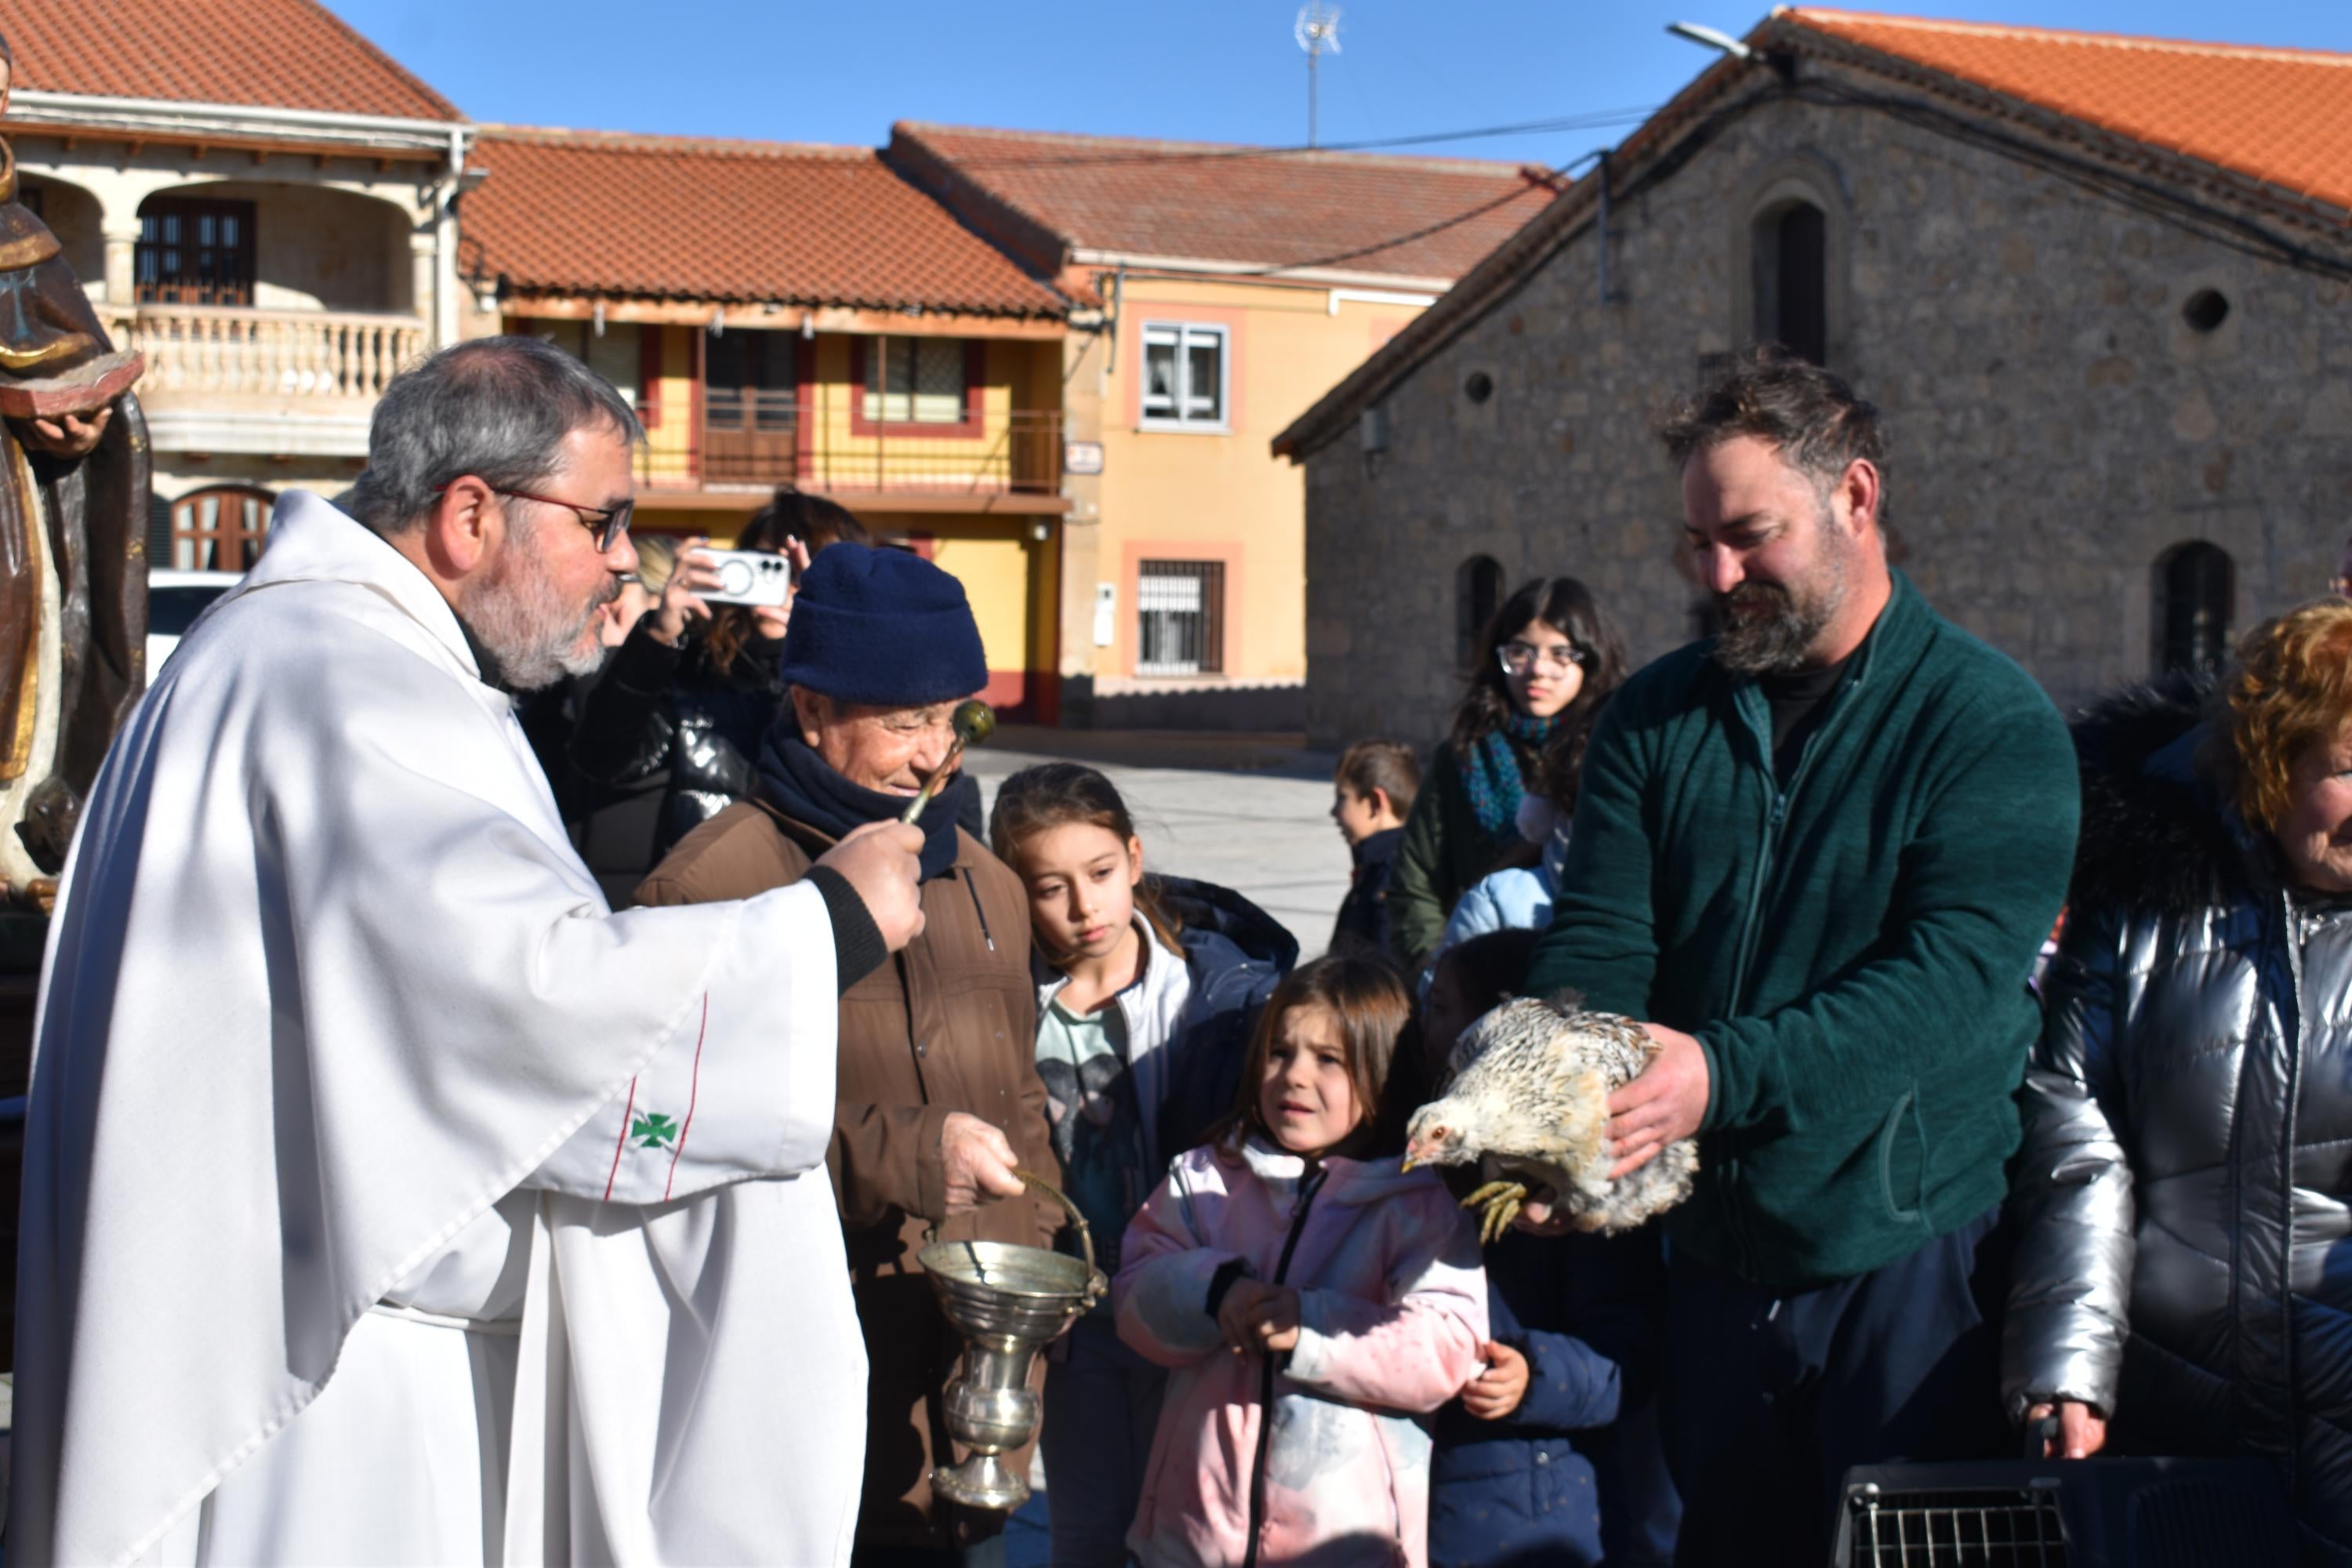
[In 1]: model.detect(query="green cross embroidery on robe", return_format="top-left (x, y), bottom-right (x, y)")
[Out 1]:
top-left (632, 1112), bottom-right (680, 1149)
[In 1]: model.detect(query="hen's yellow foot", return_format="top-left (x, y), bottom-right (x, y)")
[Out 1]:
top-left (1461, 1180), bottom-right (1528, 1245)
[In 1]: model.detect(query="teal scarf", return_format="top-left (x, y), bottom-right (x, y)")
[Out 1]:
top-left (1458, 713), bottom-right (1555, 840)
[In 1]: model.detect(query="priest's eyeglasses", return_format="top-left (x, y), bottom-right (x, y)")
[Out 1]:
top-left (433, 482), bottom-right (633, 552)
top-left (1497, 640), bottom-right (1588, 676)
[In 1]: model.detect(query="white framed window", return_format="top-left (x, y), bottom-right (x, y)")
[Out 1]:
top-left (863, 337), bottom-right (967, 424)
top-left (1140, 322), bottom-right (1228, 430)
top-left (1135, 560), bottom-right (1226, 675)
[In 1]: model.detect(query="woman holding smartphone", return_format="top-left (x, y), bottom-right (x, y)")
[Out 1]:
top-left (569, 485), bottom-right (868, 866)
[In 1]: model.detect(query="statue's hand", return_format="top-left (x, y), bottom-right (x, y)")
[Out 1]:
top-left (15, 775), bottom-right (82, 877)
top-left (21, 406), bottom-right (111, 459)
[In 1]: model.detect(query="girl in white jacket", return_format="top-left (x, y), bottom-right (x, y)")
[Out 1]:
top-left (990, 762), bottom-right (1294, 1567)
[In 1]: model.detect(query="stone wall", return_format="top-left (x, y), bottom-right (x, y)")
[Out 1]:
top-left (1301, 69), bottom-right (2352, 750)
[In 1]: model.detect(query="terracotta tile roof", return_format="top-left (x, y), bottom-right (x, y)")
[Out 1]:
top-left (463, 128), bottom-right (1067, 317)
top-left (1, 0), bottom-right (459, 122)
top-left (1784, 8), bottom-right (2352, 216)
top-left (894, 122), bottom-right (1559, 282)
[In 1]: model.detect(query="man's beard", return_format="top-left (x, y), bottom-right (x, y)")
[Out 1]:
top-left (1712, 532), bottom-right (1848, 676)
top-left (457, 523), bottom-right (616, 691)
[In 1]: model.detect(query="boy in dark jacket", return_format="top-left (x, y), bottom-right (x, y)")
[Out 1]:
top-left (1329, 739), bottom-right (1419, 956)
top-left (1423, 930), bottom-right (1678, 1568)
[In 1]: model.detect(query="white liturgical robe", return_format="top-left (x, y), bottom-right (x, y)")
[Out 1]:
top-left (10, 491), bottom-right (867, 1565)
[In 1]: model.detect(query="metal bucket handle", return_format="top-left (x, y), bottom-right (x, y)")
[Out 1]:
top-left (1013, 1166), bottom-right (1103, 1302)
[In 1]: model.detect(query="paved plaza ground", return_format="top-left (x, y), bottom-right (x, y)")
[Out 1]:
top-left (968, 727), bottom-right (1352, 961)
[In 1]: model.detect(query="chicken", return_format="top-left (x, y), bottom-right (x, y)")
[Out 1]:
top-left (1403, 993), bottom-right (1698, 1243)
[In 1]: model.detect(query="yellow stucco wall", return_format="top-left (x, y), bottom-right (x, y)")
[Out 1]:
top-left (1073, 277), bottom-right (1430, 688)
top-left (515, 316), bottom-right (1069, 711)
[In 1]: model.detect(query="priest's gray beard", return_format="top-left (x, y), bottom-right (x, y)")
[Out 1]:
top-left (459, 519), bottom-right (616, 691)
top-left (1712, 517), bottom-right (1850, 675)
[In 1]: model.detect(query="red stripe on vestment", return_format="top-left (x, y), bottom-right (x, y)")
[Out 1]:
top-left (603, 1076), bottom-right (639, 1202)
top-left (663, 993), bottom-right (710, 1202)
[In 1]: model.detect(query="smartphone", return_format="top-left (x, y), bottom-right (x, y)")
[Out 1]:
top-left (697, 548), bottom-right (792, 608)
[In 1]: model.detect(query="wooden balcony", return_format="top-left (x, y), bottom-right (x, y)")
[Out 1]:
top-left (637, 388), bottom-right (1065, 512)
top-left (119, 304), bottom-right (428, 457)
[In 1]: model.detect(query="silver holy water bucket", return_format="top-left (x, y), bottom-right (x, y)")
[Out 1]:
top-left (919, 1169), bottom-right (1106, 1512)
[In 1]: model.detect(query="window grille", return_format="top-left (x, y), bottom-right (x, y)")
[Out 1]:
top-left (1135, 560), bottom-right (1226, 675)
top-left (863, 338), bottom-right (966, 424)
top-left (532, 320), bottom-right (644, 411)
top-left (1141, 324), bottom-right (1227, 427)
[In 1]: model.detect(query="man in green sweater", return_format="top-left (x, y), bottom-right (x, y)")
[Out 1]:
top-left (1521, 347), bottom-right (2077, 1565)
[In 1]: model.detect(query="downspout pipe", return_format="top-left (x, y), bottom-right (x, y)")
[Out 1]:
top-left (436, 125), bottom-right (469, 348)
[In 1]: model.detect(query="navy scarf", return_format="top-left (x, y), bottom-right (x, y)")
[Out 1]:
top-left (754, 729), bottom-right (973, 882)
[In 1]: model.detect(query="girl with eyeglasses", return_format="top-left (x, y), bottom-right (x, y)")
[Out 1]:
top-left (1387, 577), bottom-right (1628, 972)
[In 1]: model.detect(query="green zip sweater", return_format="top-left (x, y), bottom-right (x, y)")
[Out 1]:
top-left (1525, 571), bottom-right (2077, 1290)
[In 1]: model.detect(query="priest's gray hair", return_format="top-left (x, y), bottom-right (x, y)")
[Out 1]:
top-left (344, 336), bottom-right (644, 536)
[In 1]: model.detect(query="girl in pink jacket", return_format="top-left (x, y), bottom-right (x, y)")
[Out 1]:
top-left (1113, 953), bottom-right (1489, 1568)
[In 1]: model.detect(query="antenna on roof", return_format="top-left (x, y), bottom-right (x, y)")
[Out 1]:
top-left (1294, 3), bottom-right (1341, 149)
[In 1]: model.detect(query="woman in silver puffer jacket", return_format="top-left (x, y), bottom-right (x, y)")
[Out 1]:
top-left (2005, 600), bottom-right (2352, 1564)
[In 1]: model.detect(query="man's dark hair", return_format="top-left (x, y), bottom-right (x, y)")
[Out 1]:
top-left (344, 336), bottom-right (642, 536)
top-left (1660, 343), bottom-right (1888, 503)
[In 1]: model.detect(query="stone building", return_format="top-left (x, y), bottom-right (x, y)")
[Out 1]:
top-left (1275, 10), bottom-right (2352, 750)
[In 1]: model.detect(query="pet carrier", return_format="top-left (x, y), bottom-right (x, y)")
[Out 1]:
top-left (1832, 1422), bottom-right (2296, 1567)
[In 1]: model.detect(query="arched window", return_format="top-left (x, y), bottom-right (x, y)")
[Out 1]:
top-left (2154, 542), bottom-right (2234, 677)
top-left (1456, 554), bottom-right (1503, 667)
top-left (169, 485), bottom-right (276, 572)
top-left (1752, 200), bottom-right (1828, 365)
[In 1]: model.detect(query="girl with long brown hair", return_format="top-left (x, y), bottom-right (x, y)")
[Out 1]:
top-left (1112, 952), bottom-right (1486, 1568)
top-left (987, 760), bottom-right (1295, 1568)
top-left (1388, 576), bottom-right (1628, 970)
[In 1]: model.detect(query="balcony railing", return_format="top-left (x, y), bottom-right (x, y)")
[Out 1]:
top-left (639, 388), bottom-right (1062, 495)
top-left (123, 304), bottom-right (427, 401)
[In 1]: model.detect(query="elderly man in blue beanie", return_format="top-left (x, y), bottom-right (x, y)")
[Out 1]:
top-left (635, 541), bottom-right (1058, 1566)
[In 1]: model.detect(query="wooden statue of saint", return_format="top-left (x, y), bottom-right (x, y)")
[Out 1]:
top-left (0, 31), bottom-right (148, 911)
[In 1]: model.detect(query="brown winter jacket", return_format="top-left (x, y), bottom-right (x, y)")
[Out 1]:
top-left (633, 797), bottom-right (1061, 1552)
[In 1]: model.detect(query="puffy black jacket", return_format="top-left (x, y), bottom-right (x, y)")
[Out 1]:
top-left (568, 619), bottom-right (787, 866)
top-left (1330, 826), bottom-right (1405, 956)
top-left (1145, 875), bottom-right (1298, 1160)
top-left (2004, 681), bottom-right (2352, 1563)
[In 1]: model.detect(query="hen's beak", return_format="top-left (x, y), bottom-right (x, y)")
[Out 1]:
top-left (1399, 1155), bottom-right (1420, 1172)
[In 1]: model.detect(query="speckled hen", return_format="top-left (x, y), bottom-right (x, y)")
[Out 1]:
top-left (1403, 994), bottom-right (1698, 1242)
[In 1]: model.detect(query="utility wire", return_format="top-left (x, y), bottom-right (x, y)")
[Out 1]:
top-left (942, 107), bottom-right (1658, 171)
top-left (1221, 154), bottom-right (1591, 276)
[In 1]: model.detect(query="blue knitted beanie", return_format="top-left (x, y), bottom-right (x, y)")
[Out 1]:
top-left (779, 543), bottom-right (989, 706)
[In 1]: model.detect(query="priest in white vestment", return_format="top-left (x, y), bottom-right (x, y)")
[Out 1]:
top-left (9, 338), bottom-right (926, 1566)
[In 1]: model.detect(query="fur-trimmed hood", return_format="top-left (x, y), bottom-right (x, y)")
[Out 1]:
top-left (2067, 675), bottom-right (2253, 917)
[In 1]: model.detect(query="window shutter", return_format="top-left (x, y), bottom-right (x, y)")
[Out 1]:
top-left (638, 325), bottom-right (663, 430)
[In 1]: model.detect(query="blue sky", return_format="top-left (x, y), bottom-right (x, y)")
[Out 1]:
top-left (332, 1), bottom-right (2352, 169)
